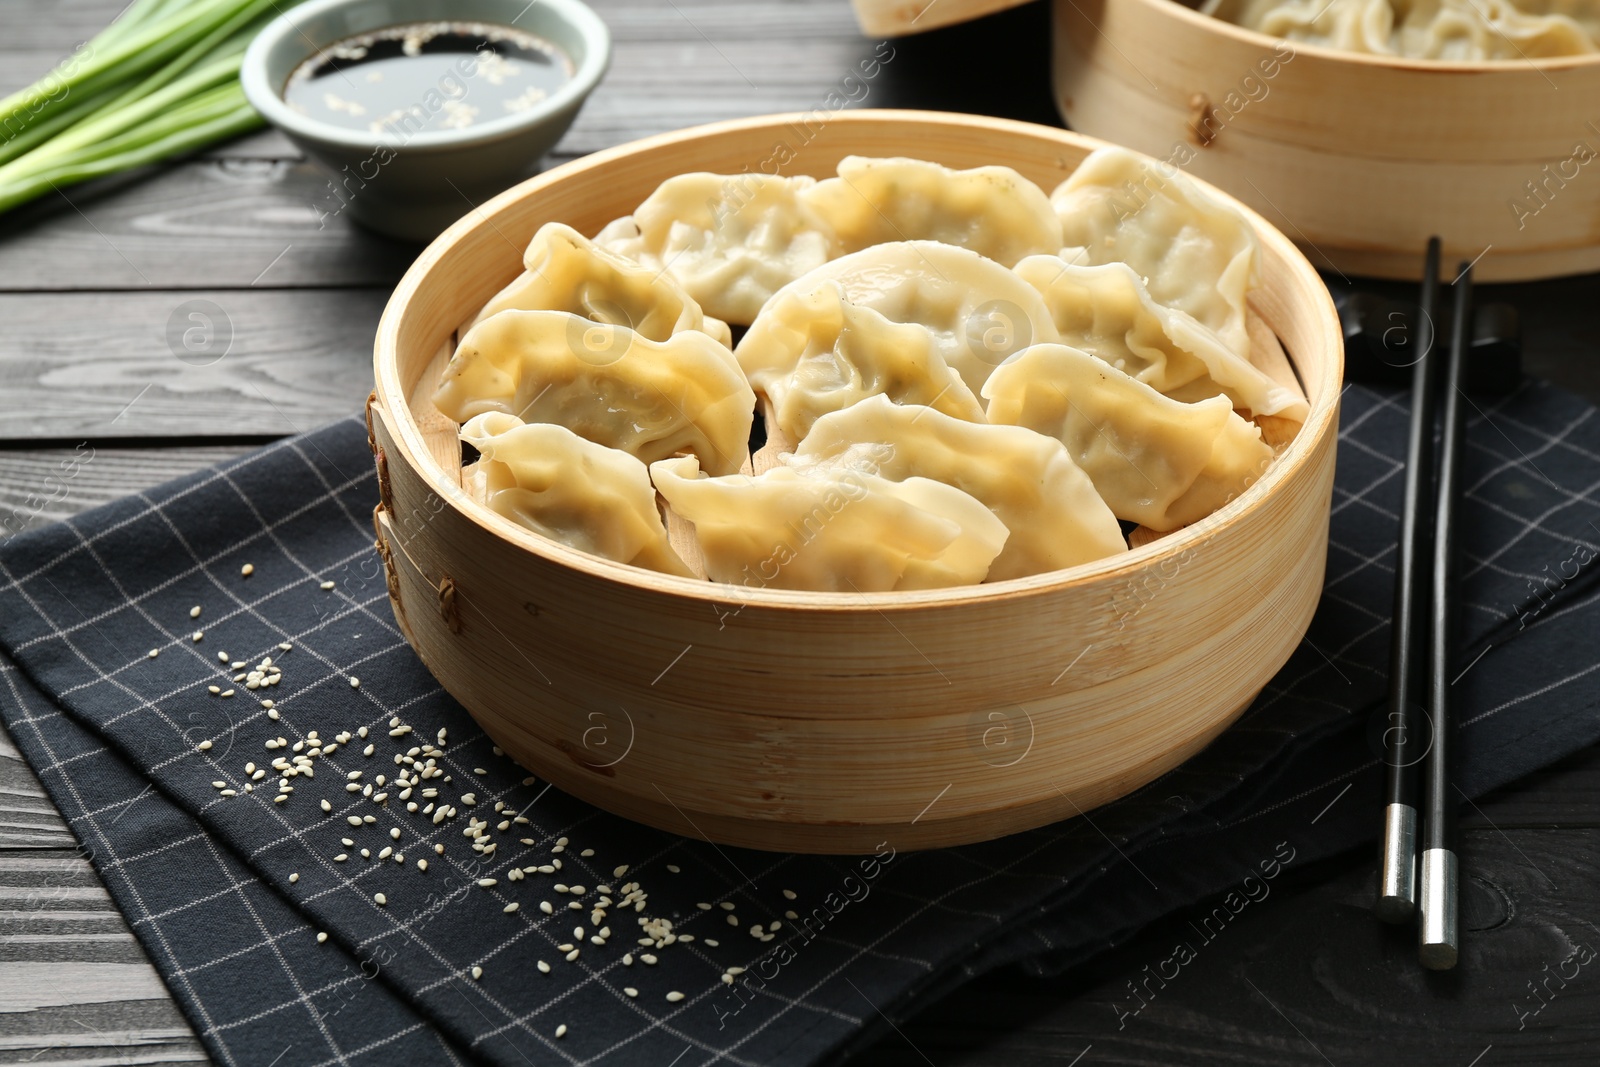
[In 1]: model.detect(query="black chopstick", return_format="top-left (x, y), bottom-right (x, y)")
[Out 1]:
top-left (1375, 237), bottom-right (1441, 923)
top-left (1418, 260), bottom-right (1472, 970)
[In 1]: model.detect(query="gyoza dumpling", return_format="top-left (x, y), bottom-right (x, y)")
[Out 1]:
top-left (983, 344), bottom-right (1274, 531)
top-left (1201, 0), bottom-right (1396, 52)
top-left (470, 222), bottom-right (732, 347)
top-left (802, 156), bottom-right (1062, 266)
top-left (650, 454), bottom-right (1008, 592)
top-left (790, 395), bottom-right (1127, 580)
top-left (1396, 0), bottom-right (1598, 58)
top-left (595, 173), bottom-right (840, 326)
top-left (434, 310), bottom-right (755, 476)
top-left (460, 413), bottom-right (693, 578)
top-left (781, 241), bottom-right (1059, 401)
top-left (736, 280), bottom-right (985, 442)
top-left (1014, 255), bottom-right (1308, 420)
top-left (1052, 147), bottom-right (1260, 360)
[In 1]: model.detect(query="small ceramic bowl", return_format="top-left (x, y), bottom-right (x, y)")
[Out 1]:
top-left (241, 0), bottom-right (610, 242)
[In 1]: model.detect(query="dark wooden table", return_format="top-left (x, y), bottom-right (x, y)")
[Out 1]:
top-left (3, 1), bottom-right (1599, 1063)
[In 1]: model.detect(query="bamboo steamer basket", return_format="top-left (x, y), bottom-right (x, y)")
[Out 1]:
top-left (1053, 0), bottom-right (1600, 281)
top-left (850, 0), bottom-right (1036, 34)
top-left (368, 110), bottom-right (1343, 854)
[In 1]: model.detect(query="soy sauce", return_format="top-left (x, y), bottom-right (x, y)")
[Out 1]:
top-left (284, 21), bottom-right (573, 136)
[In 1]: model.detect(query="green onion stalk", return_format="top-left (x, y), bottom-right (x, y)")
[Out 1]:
top-left (0, 0), bottom-right (303, 214)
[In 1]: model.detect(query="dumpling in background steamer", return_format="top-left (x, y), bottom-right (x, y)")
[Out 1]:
top-left (595, 172), bottom-right (840, 326)
top-left (650, 454), bottom-right (1008, 592)
top-left (791, 395), bottom-right (1127, 580)
top-left (433, 310), bottom-right (755, 477)
top-left (1014, 255), bottom-right (1308, 420)
top-left (779, 241), bottom-right (1060, 401)
top-left (802, 156), bottom-right (1062, 266)
top-left (983, 343), bottom-right (1274, 532)
top-left (1200, 0), bottom-right (1397, 52)
top-left (460, 413), bottom-right (694, 578)
top-left (736, 280), bottom-right (985, 442)
top-left (1051, 146), bottom-right (1260, 360)
top-left (1395, 0), bottom-right (1598, 58)
top-left (469, 222), bottom-right (732, 347)
top-left (1203, 0), bottom-right (1600, 58)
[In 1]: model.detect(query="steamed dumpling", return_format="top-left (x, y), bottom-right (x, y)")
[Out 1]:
top-left (1014, 255), bottom-right (1308, 420)
top-left (782, 241), bottom-right (1060, 401)
top-left (460, 413), bottom-right (693, 578)
top-left (1204, 0), bottom-right (1600, 58)
top-left (791, 395), bottom-right (1127, 580)
top-left (736, 280), bottom-right (985, 442)
top-left (802, 156), bottom-right (1062, 266)
top-left (595, 172), bottom-right (840, 325)
top-left (650, 454), bottom-right (1008, 592)
top-left (1202, 0), bottom-right (1396, 51)
top-left (470, 222), bottom-right (732, 346)
top-left (983, 344), bottom-right (1274, 531)
top-left (433, 310), bottom-right (755, 476)
top-left (1052, 147), bottom-right (1260, 360)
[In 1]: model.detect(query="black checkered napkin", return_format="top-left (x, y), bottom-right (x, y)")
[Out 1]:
top-left (2, 381), bottom-right (1600, 1067)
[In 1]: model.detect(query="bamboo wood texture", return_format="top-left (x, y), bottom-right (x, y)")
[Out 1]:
top-left (1053, 0), bottom-right (1600, 282)
top-left (369, 110), bottom-right (1343, 853)
top-left (849, 0), bottom-right (1038, 35)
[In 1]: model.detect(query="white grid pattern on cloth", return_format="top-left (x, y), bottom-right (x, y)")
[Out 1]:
top-left (0, 663), bottom-right (471, 1067)
top-left (2, 381), bottom-right (1599, 1067)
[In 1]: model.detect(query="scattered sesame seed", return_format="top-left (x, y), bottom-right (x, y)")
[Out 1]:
top-left (696, 903), bottom-right (712, 911)
top-left (554, 1024), bottom-right (567, 1039)
top-left (613, 865), bottom-right (629, 878)
top-left (719, 902), bottom-right (736, 911)
top-left (504, 903), bottom-right (520, 914)
top-left (317, 931), bottom-right (328, 943)
top-left (197, 740), bottom-right (212, 751)
top-left (782, 889), bottom-right (797, 900)
top-left (471, 966), bottom-right (483, 980)
top-left (624, 987), bottom-right (637, 998)
top-left (435, 843), bottom-right (445, 855)
top-left (320, 799), bottom-right (332, 813)
top-left (390, 828), bottom-right (401, 840)
top-left (537, 960), bottom-right (551, 974)
top-left (192, 631), bottom-right (203, 642)
top-left (478, 878), bottom-right (498, 888)
top-left (666, 991), bottom-right (685, 1003)
top-left (320, 580), bottom-right (335, 590)
top-left (241, 564), bottom-right (254, 576)
top-left (349, 677), bottom-right (360, 688)
top-left (289, 873), bottom-right (299, 884)
top-left (147, 649), bottom-right (159, 659)
top-left (221, 789), bottom-right (237, 797)
top-left (705, 939), bottom-right (719, 948)
top-left (374, 893), bottom-right (386, 905)
top-left (565, 949), bottom-right (580, 962)
top-left (641, 954), bottom-right (657, 965)
top-left (189, 606), bottom-right (201, 618)
top-left (540, 901), bottom-right (553, 914)
top-left (418, 859), bottom-right (428, 871)
top-left (667, 864), bottom-right (680, 874)
top-left (347, 816), bottom-right (363, 826)
top-left (268, 709), bottom-right (280, 721)
top-left (726, 915), bottom-right (738, 926)
top-left (334, 854), bottom-right (348, 862)
top-left (785, 910), bottom-right (798, 920)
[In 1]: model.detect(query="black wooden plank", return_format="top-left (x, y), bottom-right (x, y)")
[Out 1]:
top-left (0, 161), bottom-right (417, 292)
top-left (0, 289), bottom-right (386, 439)
top-left (860, 823), bottom-right (1600, 1066)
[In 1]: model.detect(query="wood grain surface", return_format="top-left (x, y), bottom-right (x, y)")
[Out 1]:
top-left (2, 0), bottom-right (1599, 1062)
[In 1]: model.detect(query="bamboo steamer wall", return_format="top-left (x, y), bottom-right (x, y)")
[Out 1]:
top-left (369, 111), bottom-right (1343, 854)
top-left (1054, 0), bottom-right (1600, 281)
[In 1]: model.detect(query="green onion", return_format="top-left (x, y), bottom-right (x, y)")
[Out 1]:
top-left (0, 0), bottom-right (304, 214)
